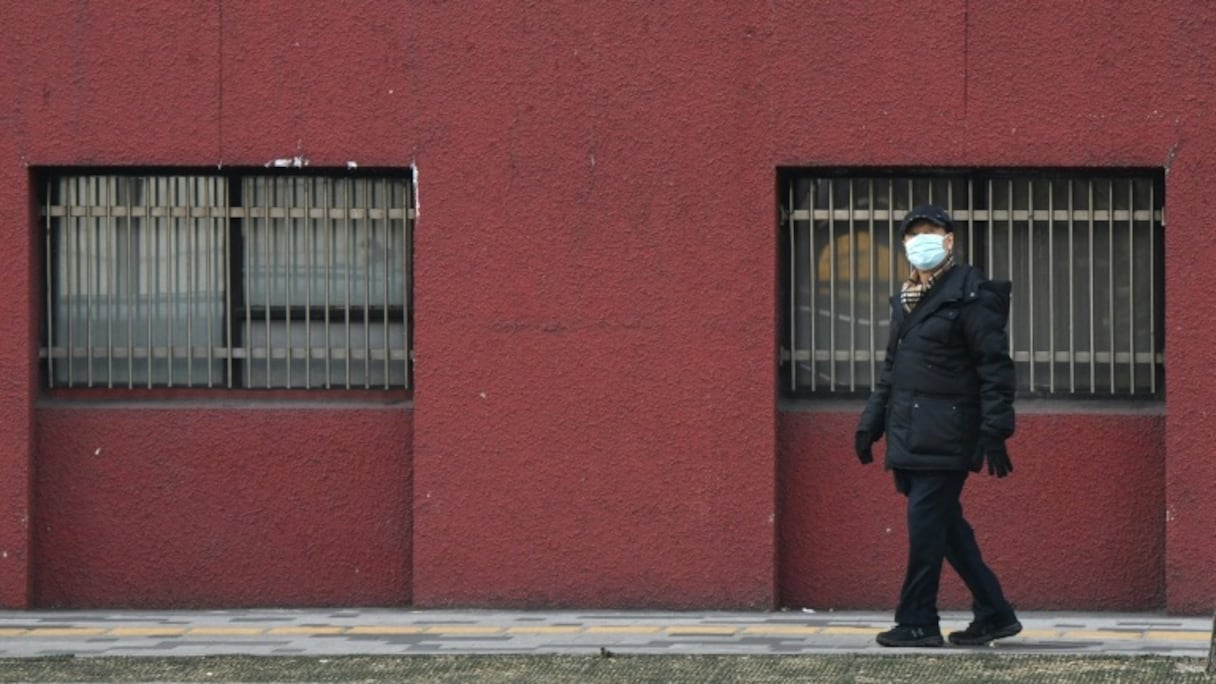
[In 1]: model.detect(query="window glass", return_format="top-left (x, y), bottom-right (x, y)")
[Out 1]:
top-left (781, 172), bottom-right (1163, 398)
top-left (41, 171), bottom-right (413, 390)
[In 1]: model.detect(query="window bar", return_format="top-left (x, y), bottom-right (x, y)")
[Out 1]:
top-left (1026, 179), bottom-right (1035, 391)
top-left (178, 177), bottom-right (188, 384)
top-left (83, 176), bottom-right (93, 385)
top-left (827, 179), bottom-right (837, 390)
top-left (246, 178), bottom-right (256, 387)
top-left (944, 179), bottom-right (952, 249)
top-left (67, 178), bottom-right (78, 387)
top-left (264, 180), bottom-right (274, 388)
top-left (279, 180), bottom-right (288, 382)
top-left (209, 175), bottom-right (221, 384)
top-left (281, 179), bottom-right (290, 386)
top-left (888, 181), bottom-right (896, 301)
top-left (85, 177), bottom-right (96, 387)
top-left (68, 177), bottom-right (78, 387)
top-left (257, 179), bottom-right (268, 387)
top-left (355, 180), bottom-right (366, 387)
top-left (145, 178), bottom-right (154, 388)
top-left (1107, 180), bottom-right (1115, 393)
top-left (167, 179), bottom-right (176, 379)
top-left (167, 178), bottom-right (177, 385)
top-left (382, 179), bottom-right (391, 388)
top-left (294, 180), bottom-right (304, 386)
top-left (1127, 181), bottom-right (1136, 394)
top-left (1006, 179), bottom-right (1015, 370)
top-left (305, 179), bottom-right (314, 389)
top-left (1094, 178), bottom-right (1104, 387)
top-left (966, 179), bottom-right (974, 265)
top-left (867, 179), bottom-right (877, 389)
top-left (1149, 183), bottom-right (1157, 395)
top-left (183, 178), bottom-right (193, 383)
top-left (44, 180), bottom-right (55, 388)
top-left (243, 178), bottom-right (254, 389)
top-left (986, 179), bottom-right (994, 277)
top-left (125, 178), bottom-right (135, 389)
top-left (223, 177), bottom-right (234, 389)
top-left (344, 180), bottom-right (353, 388)
top-left (285, 180), bottom-right (295, 389)
top-left (1067, 179), bottom-right (1076, 393)
top-left (186, 178), bottom-right (196, 386)
top-left (105, 176), bottom-right (115, 387)
top-left (890, 178), bottom-right (899, 348)
top-left (184, 178), bottom-right (194, 379)
top-left (847, 180), bottom-right (856, 392)
top-left (162, 178), bottom-right (175, 387)
top-left (204, 180), bottom-right (214, 388)
top-left (80, 177), bottom-right (90, 386)
top-left (404, 178), bottom-right (413, 390)
top-left (808, 181), bottom-right (817, 392)
top-left (121, 178), bottom-right (132, 386)
top-left (363, 180), bottom-right (372, 388)
top-left (258, 179), bottom-right (269, 387)
top-left (91, 177), bottom-right (104, 385)
top-left (324, 179), bottom-right (333, 389)
top-left (160, 175), bottom-right (172, 387)
top-left (147, 177), bottom-right (158, 387)
top-left (786, 182), bottom-right (796, 391)
top-left (1047, 180), bottom-right (1055, 393)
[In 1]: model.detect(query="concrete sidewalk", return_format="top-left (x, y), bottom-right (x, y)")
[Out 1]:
top-left (0, 609), bottom-right (1209, 658)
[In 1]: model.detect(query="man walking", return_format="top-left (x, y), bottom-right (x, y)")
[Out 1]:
top-left (855, 204), bottom-right (1021, 648)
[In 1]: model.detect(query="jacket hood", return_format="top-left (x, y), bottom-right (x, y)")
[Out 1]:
top-left (978, 279), bottom-right (1012, 319)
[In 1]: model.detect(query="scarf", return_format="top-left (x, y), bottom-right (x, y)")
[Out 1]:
top-left (900, 252), bottom-right (956, 313)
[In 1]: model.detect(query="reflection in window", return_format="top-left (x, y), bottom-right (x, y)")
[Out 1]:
top-left (781, 172), bottom-right (1163, 398)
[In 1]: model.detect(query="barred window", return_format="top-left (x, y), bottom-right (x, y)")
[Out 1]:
top-left (40, 170), bottom-right (414, 390)
top-left (780, 171), bottom-right (1164, 398)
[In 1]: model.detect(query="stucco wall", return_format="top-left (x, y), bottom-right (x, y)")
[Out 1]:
top-left (779, 409), bottom-right (1166, 611)
top-left (34, 405), bottom-right (412, 607)
top-left (1, 2), bottom-right (1213, 611)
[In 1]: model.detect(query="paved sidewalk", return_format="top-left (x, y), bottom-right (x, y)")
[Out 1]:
top-left (0, 609), bottom-right (1209, 658)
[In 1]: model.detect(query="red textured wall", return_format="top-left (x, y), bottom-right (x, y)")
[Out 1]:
top-left (35, 406), bottom-right (412, 607)
top-left (407, 4), bottom-right (777, 609)
top-left (1162, 158), bottom-right (1216, 614)
top-left (779, 410), bottom-right (1165, 611)
top-left (1, 1), bottom-right (1214, 611)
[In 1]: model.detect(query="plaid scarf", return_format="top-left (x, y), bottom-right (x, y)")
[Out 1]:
top-left (900, 252), bottom-right (956, 313)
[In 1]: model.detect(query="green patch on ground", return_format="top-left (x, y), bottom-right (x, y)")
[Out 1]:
top-left (0, 654), bottom-right (1210, 683)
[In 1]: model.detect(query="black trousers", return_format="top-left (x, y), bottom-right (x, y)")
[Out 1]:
top-left (894, 469), bottom-right (1012, 627)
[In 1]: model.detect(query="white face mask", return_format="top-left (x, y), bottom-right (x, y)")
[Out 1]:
top-left (905, 233), bottom-right (949, 271)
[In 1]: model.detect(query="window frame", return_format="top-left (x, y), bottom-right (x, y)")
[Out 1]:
top-left (778, 167), bottom-right (1165, 401)
top-left (37, 166), bottom-right (415, 393)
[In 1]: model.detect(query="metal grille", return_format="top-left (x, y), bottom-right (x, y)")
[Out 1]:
top-left (780, 172), bottom-right (1164, 397)
top-left (41, 172), bottom-right (414, 390)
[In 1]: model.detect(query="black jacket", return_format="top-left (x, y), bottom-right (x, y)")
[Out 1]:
top-left (857, 264), bottom-right (1015, 472)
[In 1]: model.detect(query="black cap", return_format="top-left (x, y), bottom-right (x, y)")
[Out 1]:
top-left (900, 204), bottom-right (954, 234)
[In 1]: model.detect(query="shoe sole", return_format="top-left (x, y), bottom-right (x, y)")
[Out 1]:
top-left (947, 621), bottom-right (1023, 646)
top-left (876, 635), bottom-right (945, 648)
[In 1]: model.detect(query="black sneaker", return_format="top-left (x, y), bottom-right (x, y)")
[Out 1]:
top-left (875, 624), bottom-right (944, 647)
top-left (947, 615), bottom-right (1023, 646)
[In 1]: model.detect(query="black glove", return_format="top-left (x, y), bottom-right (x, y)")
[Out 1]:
top-left (983, 438), bottom-right (1013, 478)
top-left (854, 430), bottom-right (875, 465)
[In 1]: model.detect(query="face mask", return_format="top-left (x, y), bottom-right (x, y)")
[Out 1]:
top-left (905, 233), bottom-right (949, 271)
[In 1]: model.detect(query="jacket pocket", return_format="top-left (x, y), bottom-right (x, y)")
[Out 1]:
top-left (905, 395), bottom-right (970, 456)
top-left (918, 309), bottom-right (960, 344)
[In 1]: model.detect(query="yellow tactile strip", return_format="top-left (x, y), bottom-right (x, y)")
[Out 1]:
top-left (0, 623), bottom-right (1207, 642)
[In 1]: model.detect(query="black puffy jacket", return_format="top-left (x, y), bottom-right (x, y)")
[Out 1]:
top-left (857, 264), bottom-right (1015, 472)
